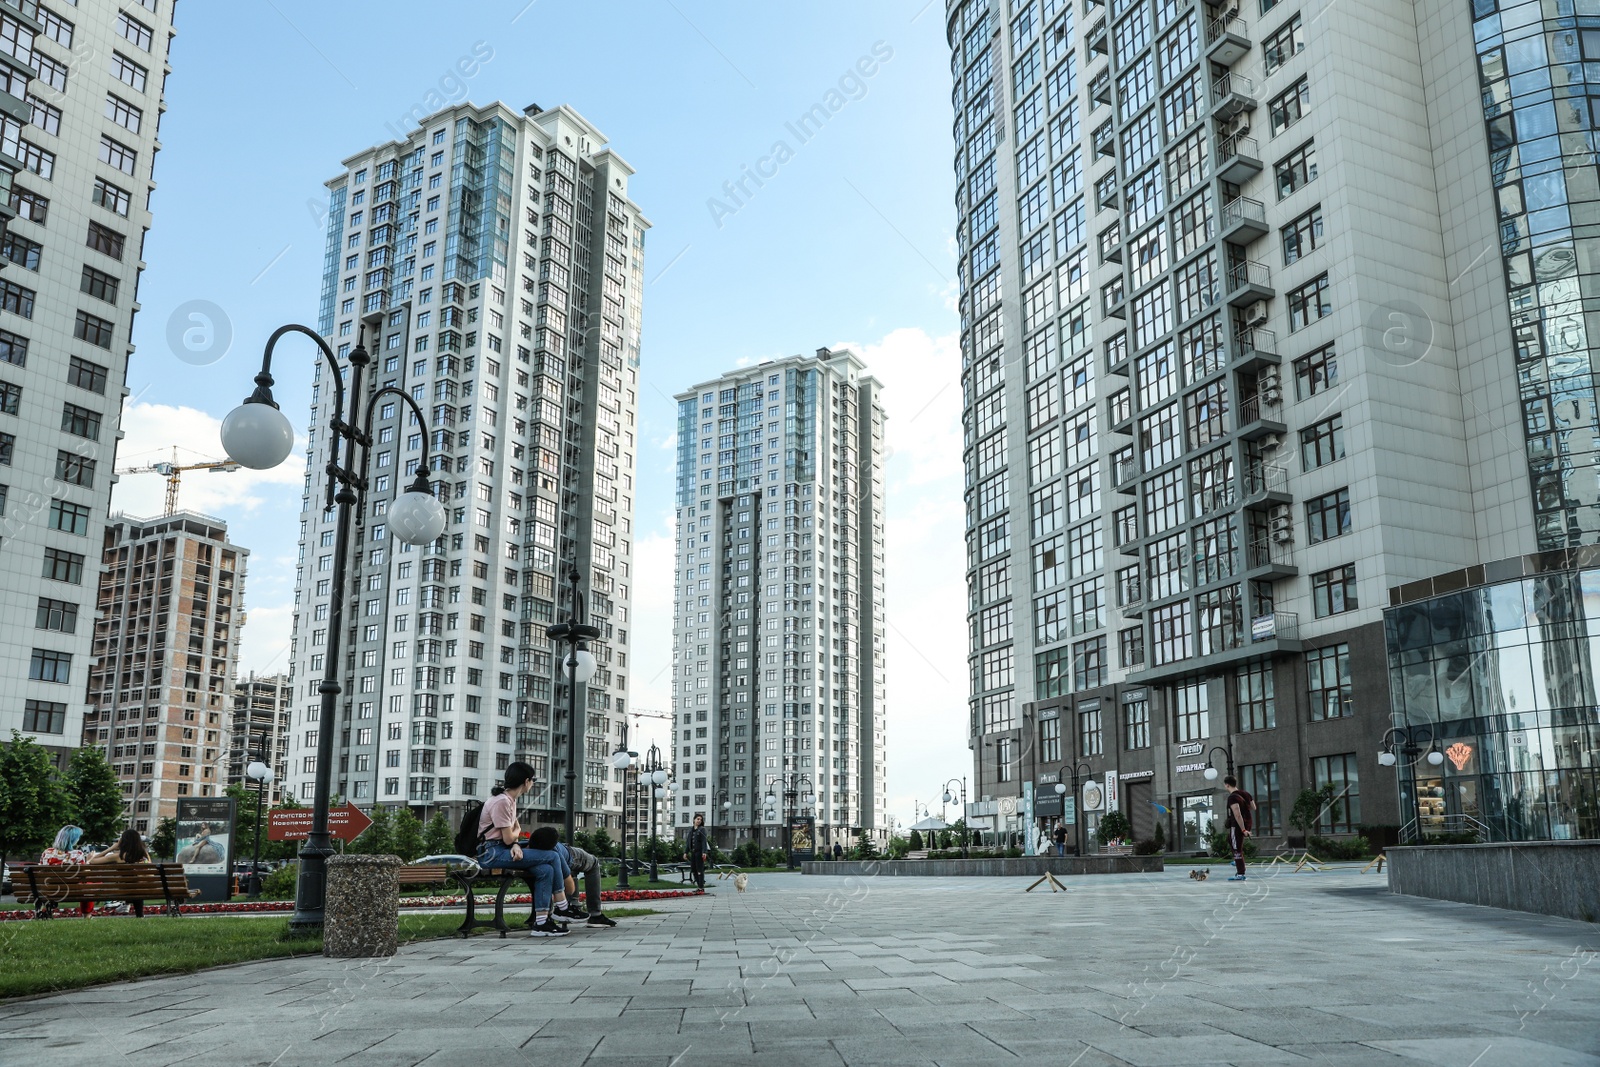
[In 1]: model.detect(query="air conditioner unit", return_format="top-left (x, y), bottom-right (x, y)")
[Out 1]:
top-left (1270, 503), bottom-right (1293, 524)
top-left (1244, 301), bottom-right (1270, 326)
top-left (1259, 371), bottom-right (1283, 405)
top-left (1222, 114), bottom-right (1251, 138)
top-left (1271, 527), bottom-right (1294, 544)
top-left (1258, 432), bottom-right (1282, 452)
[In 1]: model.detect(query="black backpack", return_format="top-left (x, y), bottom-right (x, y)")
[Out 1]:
top-left (455, 801), bottom-right (485, 856)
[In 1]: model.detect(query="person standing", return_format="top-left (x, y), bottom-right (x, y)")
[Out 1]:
top-left (1052, 821), bottom-right (1068, 857)
top-left (1224, 775), bottom-right (1254, 882)
top-left (687, 814), bottom-right (709, 890)
top-left (832, 841), bottom-right (844, 860)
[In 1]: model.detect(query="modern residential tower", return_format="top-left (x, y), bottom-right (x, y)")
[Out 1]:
top-left (284, 102), bottom-right (647, 834)
top-left (0, 0), bottom-right (175, 759)
top-left (948, 0), bottom-right (1600, 847)
top-left (673, 348), bottom-right (888, 853)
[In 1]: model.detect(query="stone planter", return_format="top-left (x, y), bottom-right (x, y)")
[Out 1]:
top-left (324, 853), bottom-right (401, 958)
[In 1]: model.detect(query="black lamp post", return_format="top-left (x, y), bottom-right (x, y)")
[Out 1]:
top-left (611, 742), bottom-right (636, 889)
top-left (941, 777), bottom-right (968, 856)
top-left (765, 773), bottom-right (815, 870)
top-left (220, 323), bottom-right (445, 932)
top-left (713, 788), bottom-right (732, 851)
top-left (1379, 725), bottom-right (1445, 843)
top-left (548, 567), bottom-right (603, 845)
top-left (1057, 761), bottom-right (1093, 857)
top-left (1202, 744), bottom-right (1236, 783)
top-left (640, 742), bottom-right (670, 882)
top-left (244, 729), bottom-right (274, 899)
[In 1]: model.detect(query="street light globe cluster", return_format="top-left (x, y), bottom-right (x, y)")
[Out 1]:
top-left (564, 648), bottom-right (598, 685)
top-left (245, 760), bottom-right (274, 784)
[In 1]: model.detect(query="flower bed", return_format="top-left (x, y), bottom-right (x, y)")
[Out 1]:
top-left (0, 887), bottom-right (702, 920)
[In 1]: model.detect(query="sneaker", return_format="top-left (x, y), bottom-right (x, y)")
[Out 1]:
top-left (585, 914), bottom-right (618, 928)
top-left (1227, 875), bottom-right (1247, 882)
top-left (530, 919), bottom-right (569, 937)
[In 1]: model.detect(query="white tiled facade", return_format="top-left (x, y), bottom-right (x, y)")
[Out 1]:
top-left (947, 0), bottom-right (1566, 838)
top-left (285, 102), bottom-right (647, 830)
top-left (0, 0), bottom-right (174, 759)
top-left (672, 349), bottom-right (888, 852)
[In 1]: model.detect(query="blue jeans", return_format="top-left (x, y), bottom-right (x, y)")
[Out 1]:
top-left (477, 842), bottom-right (564, 912)
top-left (1055, 843), bottom-right (1066, 856)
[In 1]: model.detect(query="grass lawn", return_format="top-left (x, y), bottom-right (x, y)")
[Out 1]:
top-left (0, 907), bottom-right (658, 1000)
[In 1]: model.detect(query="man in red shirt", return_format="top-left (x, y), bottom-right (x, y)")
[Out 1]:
top-left (1223, 775), bottom-right (1254, 882)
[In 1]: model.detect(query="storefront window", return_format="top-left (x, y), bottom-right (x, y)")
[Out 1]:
top-left (1310, 752), bottom-right (1359, 833)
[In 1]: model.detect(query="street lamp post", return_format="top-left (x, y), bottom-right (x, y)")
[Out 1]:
top-left (1062, 761), bottom-right (1093, 857)
top-left (1378, 726), bottom-right (1445, 843)
top-left (1202, 745), bottom-right (1236, 782)
top-left (713, 788), bottom-right (732, 851)
top-left (610, 744), bottom-right (636, 889)
top-left (221, 323), bottom-right (445, 932)
top-left (765, 773), bottom-right (815, 870)
top-left (640, 742), bottom-right (669, 882)
top-left (244, 729), bottom-right (275, 899)
top-left (941, 777), bottom-right (968, 856)
top-left (548, 568), bottom-right (603, 845)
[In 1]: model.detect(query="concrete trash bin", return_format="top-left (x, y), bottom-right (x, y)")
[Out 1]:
top-left (324, 853), bottom-right (402, 958)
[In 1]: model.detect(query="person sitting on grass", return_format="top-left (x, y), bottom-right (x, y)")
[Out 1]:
top-left (474, 762), bottom-right (574, 937)
top-left (543, 832), bottom-right (617, 928)
top-left (87, 830), bottom-right (152, 917)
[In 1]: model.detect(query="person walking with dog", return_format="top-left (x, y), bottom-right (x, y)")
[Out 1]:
top-left (1224, 775), bottom-right (1253, 882)
top-left (687, 813), bottom-right (709, 890)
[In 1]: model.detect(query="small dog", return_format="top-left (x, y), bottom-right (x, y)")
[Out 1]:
top-left (1189, 868), bottom-right (1209, 881)
top-left (734, 873), bottom-right (749, 893)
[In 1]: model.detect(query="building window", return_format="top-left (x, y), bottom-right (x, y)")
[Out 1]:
top-left (0, 432), bottom-right (14, 464)
top-left (1039, 715), bottom-right (1061, 763)
top-left (28, 648), bottom-right (71, 683)
top-left (28, 94), bottom-right (61, 136)
top-left (1174, 681), bottom-right (1208, 741)
top-left (81, 266), bottom-right (120, 303)
top-left (1236, 663), bottom-right (1275, 732)
top-left (0, 379), bottom-right (18, 415)
top-left (1281, 205), bottom-right (1323, 264)
top-left (1293, 343), bottom-right (1337, 399)
top-left (1310, 753), bottom-right (1360, 833)
top-left (61, 402), bottom-right (102, 440)
top-left (1035, 646), bottom-right (1070, 699)
top-left (997, 737), bottom-right (1015, 782)
top-left (1311, 564), bottom-right (1358, 618)
top-left (980, 691), bottom-right (1014, 732)
top-left (92, 177), bottom-right (131, 216)
top-left (1287, 272), bottom-right (1332, 331)
top-left (2, 232), bottom-right (41, 270)
top-left (1239, 762), bottom-right (1280, 835)
top-left (74, 310), bottom-right (115, 348)
top-left (29, 52), bottom-right (67, 92)
top-left (1262, 15), bottom-right (1304, 73)
top-left (1123, 697), bottom-right (1150, 750)
top-left (1078, 703), bottom-right (1103, 755)
top-left (36, 6), bottom-right (73, 46)
top-left (98, 134), bottom-right (138, 176)
top-left (1274, 140), bottom-right (1317, 200)
top-left (48, 499), bottom-right (91, 535)
top-left (17, 140), bottom-right (54, 179)
top-left (117, 12), bottom-right (154, 51)
top-left (1306, 643), bottom-right (1352, 720)
top-left (105, 94), bottom-right (143, 133)
top-left (87, 222), bottom-right (127, 260)
top-left (1073, 636), bottom-right (1107, 690)
top-left (1305, 488), bottom-right (1351, 543)
top-left (1119, 624), bottom-right (1145, 668)
top-left (42, 547), bottom-right (84, 584)
top-left (9, 187), bottom-right (48, 224)
top-left (0, 278), bottom-right (36, 318)
top-left (1300, 414), bottom-right (1345, 469)
top-left (1268, 76), bottom-right (1310, 136)
top-left (23, 699), bottom-right (66, 734)
top-left (36, 597), bottom-right (78, 633)
top-left (69, 357), bottom-right (108, 394)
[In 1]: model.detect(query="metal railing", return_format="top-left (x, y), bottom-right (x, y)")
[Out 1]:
top-left (1206, 10), bottom-right (1246, 44)
top-left (1213, 72), bottom-right (1256, 103)
top-left (1234, 326), bottom-right (1277, 363)
top-left (1222, 196), bottom-right (1266, 231)
top-left (1247, 537), bottom-right (1292, 569)
top-left (1227, 259), bottom-right (1272, 292)
top-left (1244, 462), bottom-right (1289, 496)
top-left (1219, 133), bottom-right (1260, 162)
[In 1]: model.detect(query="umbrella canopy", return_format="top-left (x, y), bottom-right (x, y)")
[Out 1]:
top-left (910, 816), bottom-right (950, 832)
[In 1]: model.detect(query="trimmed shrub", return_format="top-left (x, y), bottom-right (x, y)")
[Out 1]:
top-left (1308, 834), bottom-right (1372, 860)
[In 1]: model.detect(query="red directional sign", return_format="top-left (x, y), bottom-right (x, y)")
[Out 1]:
top-left (267, 804), bottom-right (374, 842)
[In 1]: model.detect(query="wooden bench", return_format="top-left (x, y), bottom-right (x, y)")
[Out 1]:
top-left (14, 863), bottom-right (196, 918)
top-left (396, 863), bottom-right (550, 939)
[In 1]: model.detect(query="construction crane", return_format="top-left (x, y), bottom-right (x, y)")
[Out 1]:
top-left (115, 447), bottom-right (240, 515)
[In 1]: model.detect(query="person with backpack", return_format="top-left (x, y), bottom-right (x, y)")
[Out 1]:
top-left (1223, 775), bottom-right (1254, 882)
top-left (465, 762), bottom-right (572, 936)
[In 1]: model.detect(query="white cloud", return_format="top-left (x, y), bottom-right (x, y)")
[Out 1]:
top-left (112, 401), bottom-right (303, 520)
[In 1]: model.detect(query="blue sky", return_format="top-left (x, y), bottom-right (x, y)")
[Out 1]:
top-left (118, 0), bottom-right (970, 830)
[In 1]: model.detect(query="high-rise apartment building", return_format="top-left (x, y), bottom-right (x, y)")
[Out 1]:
top-left (82, 512), bottom-right (247, 833)
top-left (0, 0), bottom-right (175, 759)
top-left (672, 348), bottom-right (888, 852)
top-left (285, 103), bottom-right (646, 833)
top-left (947, 0), bottom-right (1600, 847)
top-left (229, 672), bottom-right (290, 804)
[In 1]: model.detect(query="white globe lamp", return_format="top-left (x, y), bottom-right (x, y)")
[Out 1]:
top-left (220, 402), bottom-right (294, 470)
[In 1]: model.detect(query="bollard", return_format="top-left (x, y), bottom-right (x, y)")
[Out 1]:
top-left (324, 854), bottom-right (401, 958)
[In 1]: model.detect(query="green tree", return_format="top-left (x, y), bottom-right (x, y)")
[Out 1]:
top-left (1096, 810), bottom-right (1133, 846)
top-left (62, 746), bottom-right (124, 844)
top-left (0, 731), bottom-right (70, 870)
top-left (571, 829), bottom-right (593, 854)
top-left (1290, 784), bottom-right (1339, 838)
top-left (853, 827), bottom-right (879, 860)
top-left (909, 829), bottom-right (923, 850)
top-left (350, 805), bottom-right (394, 856)
top-left (421, 811), bottom-right (453, 857)
top-left (390, 808), bottom-right (425, 861)
top-left (587, 827), bottom-right (615, 857)
top-left (150, 817), bottom-right (177, 862)
top-left (951, 818), bottom-right (971, 849)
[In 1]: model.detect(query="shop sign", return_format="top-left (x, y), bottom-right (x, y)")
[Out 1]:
top-left (1082, 779), bottom-right (1105, 812)
top-left (1177, 741), bottom-right (1204, 757)
top-left (1037, 771), bottom-right (1060, 785)
top-left (1104, 771), bottom-right (1119, 809)
top-left (1175, 761), bottom-right (1209, 774)
top-left (1120, 769), bottom-right (1154, 781)
top-left (1446, 742), bottom-right (1473, 770)
top-left (1078, 699), bottom-right (1100, 711)
top-left (1122, 687), bottom-right (1147, 701)
top-left (1251, 614), bottom-right (1277, 641)
top-left (1038, 706), bottom-right (1061, 721)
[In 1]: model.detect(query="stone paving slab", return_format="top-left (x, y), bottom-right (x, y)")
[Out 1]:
top-left (2, 868), bottom-right (1598, 1066)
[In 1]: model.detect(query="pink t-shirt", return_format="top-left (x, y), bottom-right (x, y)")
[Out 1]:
top-left (478, 792), bottom-right (516, 844)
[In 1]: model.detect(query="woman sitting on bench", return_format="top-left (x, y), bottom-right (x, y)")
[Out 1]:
top-left (476, 762), bottom-right (573, 937)
top-left (87, 830), bottom-right (153, 917)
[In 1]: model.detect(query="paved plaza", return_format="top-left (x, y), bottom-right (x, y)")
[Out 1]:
top-left (1, 866), bottom-right (1597, 1066)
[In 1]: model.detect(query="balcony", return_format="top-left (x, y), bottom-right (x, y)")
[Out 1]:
top-left (1246, 537), bottom-right (1298, 580)
top-left (1225, 260), bottom-right (1274, 305)
top-left (1217, 133), bottom-right (1262, 184)
top-left (1099, 222), bottom-right (1123, 263)
top-left (1220, 196), bottom-right (1268, 245)
top-left (1114, 458), bottom-right (1141, 493)
top-left (1235, 394), bottom-right (1287, 441)
top-left (1243, 462), bottom-right (1292, 506)
top-left (1103, 278), bottom-right (1127, 318)
top-left (1093, 120), bottom-right (1117, 158)
top-left (1233, 326), bottom-right (1279, 371)
top-left (1249, 610), bottom-right (1299, 644)
top-left (1109, 389), bottom-right (1133, 434)
top-left (1090, 69), bottom-right (1112, 109)
top-left (1086, 18), bottom-right (1108, 56)
top-left (1192, 483), bottom-right (1239, 517)
top-left (1119, 579), bottom-right (1145, 616)
top-left (1096, 172), bottom-right (1119, 211)
top-left (1205, 9), bottom-right (1251, 66)
top-left (1211, 73), bottom-right (1257, 118)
